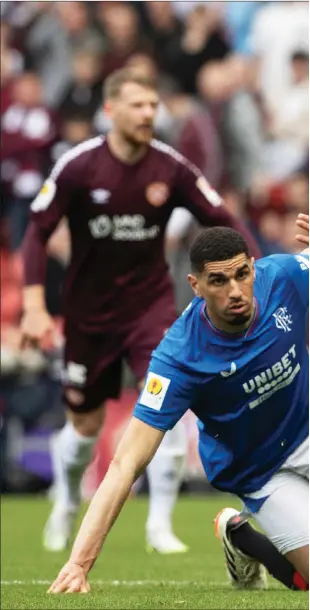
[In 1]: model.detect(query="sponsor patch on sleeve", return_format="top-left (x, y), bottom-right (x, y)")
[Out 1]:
top-left (31, 179), bottom-right (56, 212)
top-left (139, 373), bottom-right (171, 411)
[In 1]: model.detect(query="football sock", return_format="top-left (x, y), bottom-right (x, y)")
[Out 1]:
top-left (230, 522), bottom-right (309, 590)
top-left (52, 421), bottom-right (98, 510)
top-left (146, 425), bottom-right (187, 533)
top-left (146, 453), bottom-right (185, 532)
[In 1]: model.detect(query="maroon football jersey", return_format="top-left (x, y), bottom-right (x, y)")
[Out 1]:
top-left (23, 136), bottom-right (260, 332)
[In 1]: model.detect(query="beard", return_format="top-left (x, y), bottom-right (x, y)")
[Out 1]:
top-left (125, 125), bottom-right (154, 146)
top-left (227, 309), bottom-right (253, 327)
top-left (229, 312), bottom-right (252, 326)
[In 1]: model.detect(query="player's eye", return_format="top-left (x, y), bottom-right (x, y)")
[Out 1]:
top-left (237, 269), bottom-right (249, 280)
top-left (211, 277), bottom-right (226, 286)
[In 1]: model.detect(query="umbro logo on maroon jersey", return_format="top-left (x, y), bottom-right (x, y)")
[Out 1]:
top-left (146, 183), bottom-right (169, 207)
top-left (91, 189), bottom-right (111, 204)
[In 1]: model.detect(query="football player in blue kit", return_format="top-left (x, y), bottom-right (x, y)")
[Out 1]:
top-left (48, 213), bottom-right (309, 595)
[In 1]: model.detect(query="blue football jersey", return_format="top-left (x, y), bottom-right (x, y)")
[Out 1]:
top-left (134, 253), bottom-right (309, 505)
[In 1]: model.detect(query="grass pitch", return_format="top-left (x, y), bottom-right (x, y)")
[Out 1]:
top-left (1, 495), bottom-right (308, 609)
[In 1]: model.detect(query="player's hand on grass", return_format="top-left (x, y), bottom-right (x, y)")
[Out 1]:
top-left (296, 213), bottom-right (309, 246)
top-left (48, 563), bottom-right (90, 594)
top-left (20, 308), bottom-right (55, 350)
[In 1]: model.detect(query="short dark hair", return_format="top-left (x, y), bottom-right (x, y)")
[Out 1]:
top-left (104, 67), bottom-right (157, 100)
top-left (190, 227), bottom-right (250, 274)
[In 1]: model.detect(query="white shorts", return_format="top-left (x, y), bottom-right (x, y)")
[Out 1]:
top-left (243, 437), bottom-right (309, 555)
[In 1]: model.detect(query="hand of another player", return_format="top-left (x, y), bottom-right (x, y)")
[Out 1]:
top-left (296, 213), bottom-right (309, 246)
top-left (20, 308), bottom-right (55, 350)
top-left (48, 563), bottom-right (90, 594)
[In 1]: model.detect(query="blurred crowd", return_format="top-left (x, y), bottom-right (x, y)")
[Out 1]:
top-left (0, 1), bottom-right (309, 490)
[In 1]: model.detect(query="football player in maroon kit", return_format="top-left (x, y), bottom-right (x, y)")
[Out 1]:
top-left (21, 68), bottom-right (260, 554)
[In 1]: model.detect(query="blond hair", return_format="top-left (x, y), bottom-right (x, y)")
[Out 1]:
top-left (104, 67), bottom-right (157, 100)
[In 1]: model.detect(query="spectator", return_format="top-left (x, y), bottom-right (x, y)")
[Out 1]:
top-left (142, 1), bottom-right (183, 72)
top-left (250, 209), bottom-right (286, 257)
top-left (223, 1), bottom-right (264, 56)
top-left (96, 2), bottom-right (149, 79)
top-left (267, 172), bottom-right (309, 216)
top-left (25, 2), bottom-right (104, 107)
top-left (248, 1), bottom-right (308, 118)
top-left (1, 72), bottom-right (56, 249)
top-left (163, 4), bottom-right (230, 94)
top-left (281, 210), bottom-right (305, 254)
top-left (51, 117), bottom-right (94, 164)
top-left (263, 51), bottom-right (309, 181)
top-left (284, 172), bottom-right (309, 213)
top-left (197, 55), bottom-right (265, 194)
top-left (0, 20), bottom-right (25, 77)
top-left (175, 97), bottom-right (225, 190)
top-left (171, 1), bottom-right (218, 21)
top-left (57, 51), bottom-right (103, 120)
top-left (55, 2), bottom-right (104, 54)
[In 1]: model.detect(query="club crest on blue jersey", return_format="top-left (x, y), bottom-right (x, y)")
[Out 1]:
top-left (273, 307), bottom-right (293, 333)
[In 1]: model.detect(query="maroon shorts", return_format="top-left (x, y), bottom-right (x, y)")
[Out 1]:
top-left (63, 291), bottom-right (176, 412)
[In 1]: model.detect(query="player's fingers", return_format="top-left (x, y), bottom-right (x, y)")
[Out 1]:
top-left (48, 583), bottom-right (62, 594)
top-left (296, 234), bottom-right (309, 245)
top-left (52, 581), bottom-right (72, 594)
top-left (80, 582), bottom-right (91, 593)
top-left (296, 233), bottom-right (309, 244)
top-left (296, 214), bottom-right (309, 227)
top-left (64, 578), bottom-right (84, 594)
top-left (296, 221), bottom-right (309, 233)
top-left (48, 581), bottom-right (67, 594)
top-left (296, 217), bottom-right (309, 226)
top-left (48, 571), bottom-right (70, 594)
top-left (48, 583), bottom-right (61, 594)
top-left (297, 224), bottom-right (309, 237)
top-left (64, 586), bottom-right (76, 594)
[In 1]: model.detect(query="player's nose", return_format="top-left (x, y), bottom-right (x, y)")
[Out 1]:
top-left (229, 280), bottom-right (243, 299)
top-left (143, 104), bottom-right (156, 119)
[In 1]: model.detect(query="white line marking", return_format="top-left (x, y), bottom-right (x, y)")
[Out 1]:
top-left (1, 580), bottom-right (228, 587)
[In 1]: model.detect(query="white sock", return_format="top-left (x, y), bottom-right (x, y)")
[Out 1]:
top-left (146, 422), bottom-right (187, 533)
top-left (51, 421), bottom-right (98, 511)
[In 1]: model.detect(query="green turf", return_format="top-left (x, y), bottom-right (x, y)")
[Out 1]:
top-left (1, 495), bottom-right (308, 609)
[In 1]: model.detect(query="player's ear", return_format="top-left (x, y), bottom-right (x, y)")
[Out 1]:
top-left (188, 274), bottom-right (201, 297)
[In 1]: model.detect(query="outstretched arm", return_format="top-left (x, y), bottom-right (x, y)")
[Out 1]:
top-left (21, 154), bottom-right (75, 349)
top-left (48, 418), bottom-right (165, 594)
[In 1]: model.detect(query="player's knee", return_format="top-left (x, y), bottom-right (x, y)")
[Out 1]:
top-left (67, 407), bottom-right (105, 437)
top-left (63, 387), bottom-right (106, 435)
